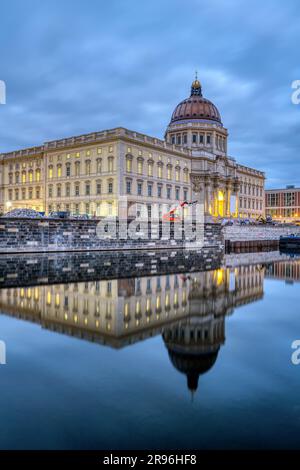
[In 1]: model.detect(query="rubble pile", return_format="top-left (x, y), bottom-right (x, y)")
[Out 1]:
top-left (2, 208), bottom-right (43, 218)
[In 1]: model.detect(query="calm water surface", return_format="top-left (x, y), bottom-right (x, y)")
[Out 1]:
top-left (0, 252), bottom-right (300, 449)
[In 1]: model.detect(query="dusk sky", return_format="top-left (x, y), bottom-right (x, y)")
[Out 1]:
top-left (0, 0), bottom-right (299, 188)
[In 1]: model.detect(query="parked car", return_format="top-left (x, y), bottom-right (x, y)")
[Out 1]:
top-left (221, 218), bottom-right (234, 226)
top-left (240, 218), bottom-right (251, 225)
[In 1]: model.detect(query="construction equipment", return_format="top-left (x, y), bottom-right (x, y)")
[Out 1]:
top-left (162, 200), bottom-right (198, 222)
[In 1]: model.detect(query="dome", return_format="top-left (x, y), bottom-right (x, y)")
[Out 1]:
top-left (167, 347), bottom-right (220, 392)
top-left (169, 78), bottom-right (222, 125)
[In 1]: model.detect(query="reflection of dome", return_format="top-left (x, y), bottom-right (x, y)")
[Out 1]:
top-left (169, 78), bottom-right (222, 125)
top-left (162, 317), bottom-right (223, 394)
top-left (167, 347), bottom-right (219, 392)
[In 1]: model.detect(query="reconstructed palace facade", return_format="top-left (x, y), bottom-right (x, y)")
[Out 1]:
top-left (0, 77), bottom-right (265, 219)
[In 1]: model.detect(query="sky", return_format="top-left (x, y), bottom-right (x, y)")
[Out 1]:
top-left (0, 0), bottom-right (299, 189)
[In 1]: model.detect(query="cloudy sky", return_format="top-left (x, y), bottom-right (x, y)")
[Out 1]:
top-left (0, 0), bottom-right (299, 188)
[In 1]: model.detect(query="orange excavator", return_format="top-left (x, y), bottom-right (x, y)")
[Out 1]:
top-left (162, 200), bottom-right (198, 222)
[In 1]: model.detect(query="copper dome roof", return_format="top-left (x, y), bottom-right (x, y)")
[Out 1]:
top-left (169, 79), bottom-right (222, 125)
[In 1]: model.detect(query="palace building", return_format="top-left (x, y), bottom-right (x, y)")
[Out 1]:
top-left (0, 76), bottom-right (265, 219)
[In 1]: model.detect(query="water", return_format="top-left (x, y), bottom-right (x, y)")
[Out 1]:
top-left (0, 250), bottom-right (300, 450)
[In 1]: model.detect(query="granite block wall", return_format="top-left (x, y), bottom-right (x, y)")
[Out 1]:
top-left (0, 218), bottom-right (223, 253)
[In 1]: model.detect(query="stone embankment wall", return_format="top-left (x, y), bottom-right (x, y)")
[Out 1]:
top-left (224, 225), bottom-right (300, 242)
top-left (0, 248), bottom-right (223, 288)
top-left (0, 217), bottom-right (223, 254)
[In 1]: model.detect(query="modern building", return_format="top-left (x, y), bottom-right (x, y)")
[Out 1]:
top-left (265, 186), bottom-right (300, 222)
top-left (0, 76), bottom-right (265, 219)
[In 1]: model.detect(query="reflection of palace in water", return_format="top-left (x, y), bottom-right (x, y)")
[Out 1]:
top-left (0, 263), bottom-right (266, 393)
top-left (265, 259), bottom-right (300, 283)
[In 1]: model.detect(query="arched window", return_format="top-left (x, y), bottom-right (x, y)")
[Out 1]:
top-left (96, 158), bottom-right (102, 174)
top-left (137, 157), bottom-right (143, 175)
top-left (96, 180), bottom-right (102, 195)
top-left (126, 154), bottom-right (133, 173)
top-left (108, 157), bottom-right (114, 172)
top-left (75, 161), bottom-right (80, 177)
top-left (108, 179), bottom-right (113, 194)
top-left (75, 182), bottom-right (80, 197)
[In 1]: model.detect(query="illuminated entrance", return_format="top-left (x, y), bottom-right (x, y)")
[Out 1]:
top-left (217, 191), bottom-right (225, 217)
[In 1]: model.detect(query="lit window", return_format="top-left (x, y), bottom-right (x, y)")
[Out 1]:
top-left (148, 163), bottom-right (153, 177)
top-left (158, 166), bottom-right (162, 178)
top-left (126, 158), bottom-right (132, 173)
top-left (137, 160), bottom-right (143, 174)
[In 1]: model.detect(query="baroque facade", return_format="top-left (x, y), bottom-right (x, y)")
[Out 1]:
top-left (0, 77), bottom-right (265, 219)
